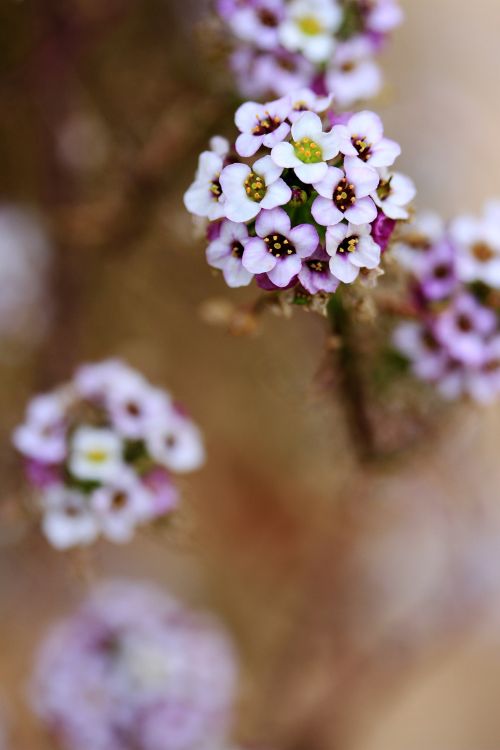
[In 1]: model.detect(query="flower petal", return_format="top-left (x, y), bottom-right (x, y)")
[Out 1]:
top-left (235, 132), bottom-right (262, 157)
top-left (255, 206), bottom-right (291, 237)
top-left (348, 111), bottom-right (383, 143)
top-left (330, 255), bottom-right (360, 283)
top-left (295, 161), bottom-right (328, 184)
top-left (261, 179), bottom-right (292, 210)
top-left (223, 257), bottom-right (253, 287)
top-left (313, 166), bottom-right (344, 198)
top-left (312, 196), bottom-right (343, 227)
top-left (254, 155), bottom-right (283, 185)
top-left (345, 196), bottom-right (377, 225)
top-left (242, 238), bottom-right (276, 273)
top-left (344, 157), bottom-right (380, 197)
top-left (267, 256), bottom-right (302, 287)
top-left (289, 223), bottom-right (319, 258)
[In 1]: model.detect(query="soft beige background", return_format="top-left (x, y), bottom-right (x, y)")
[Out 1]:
top-left (0, 0), bottom-right (500, 748)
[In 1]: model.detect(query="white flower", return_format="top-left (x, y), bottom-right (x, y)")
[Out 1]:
top-left (279, 0), bottom-right (342, 63)
top-left (372, 170), bottom-right (416, 220)
top-left (450, 204), bottom-right (500, 288)
top-left (271, 111), bottom-right (340, 184)
top-left (147, 412), bottom-right (205, 474)
top-left (326, 223), bottom-right (381, 283)
top-left (13, 390), bottom-right (70, 464)
top-left (108, 376), bottom-right (172, 440)
top-left (91, 472), bottom-right (153, 544)
top-left (312, 158), bottom-right (379, 226)
top-left (234, 96), bottom-right (291, 157)
top-left (183, 138), bottom-right (229, 220)
top-left (206, 220), bottom-right (253, 288)
top-left (325, 38), bottom-right (382, 108)
top-left (220, 155), bottom-right (291, 222)
top-left (69, 427), bottom-right (123, 483)
top-left (334, 110), bottom-right (401, 168)
top-left (41, 486), bottom-right (98, 549)
top-left (288, 88), bottom-right (333, 123)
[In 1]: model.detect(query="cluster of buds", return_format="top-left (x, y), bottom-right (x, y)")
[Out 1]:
top-left (392, 203), bottom-right (500, 403)
top-left (13, 360), bottom-right (204, 549)
top-left (216, 0), bottom-right (403, 107)
top-left (31, 581), bottom-right (237, 750)
top-left (184, 91), bottom-right (414, 305)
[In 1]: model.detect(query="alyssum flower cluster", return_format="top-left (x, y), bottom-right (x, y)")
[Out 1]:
top-left (216, 0), bottom-right (403, 107)
top-left (185, 91), bottom-right (415, 300)
top-left (393, 202), bottom-right (500, 403)
top-left (32, 580), bottom-right (237, 750)
top-left (13, 360), bottom-right (204, 549)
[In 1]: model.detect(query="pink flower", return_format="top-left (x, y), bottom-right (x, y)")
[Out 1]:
top-left (235, 96), bottom-right (291, 157)
top-left (335, 110), bottom-right (401, 168)
top-left (312, 157), bottom-right (379, 226)
top-left (298, 245), bottom-right (339, 294)
top-left (242, 207), bottom-right (318, 287)
top-left (325, 38), bottom-right (382, 109)
top-left (326, 222), bottom-right (381, 283)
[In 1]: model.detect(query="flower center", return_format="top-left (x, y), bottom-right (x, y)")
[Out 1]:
top-left (307, 259), bottom-right (329, 273)
top-left (264, 233), bottom-right (295, 258)
top-left (337, 235), bottom-right (360, 254)
top-left (457, 314), bottom-right (473, 333)
top-left (422, 330), bottom-right (440, 351)
top-left (377, 179), bottom-right (392, 201)
top-left (334, 178), bottom-right (356, 211)
top-left (244, 171), bottom-right (266, 202)
top-left (258, 8), bottom-right (279, 27)
top-left (472, 242), bottom-right (495, 263)
top-left (433, 263), bottom-right (451, 279)
top-left (231, 241), bottom-right (244, 259)
top-left (252, 112), bottom-right (282, 136)
top-left (341, 60), bottom-right (356, 73)
top-left (484, 358), bottom-right (500, 373)
top-left (298, 15), bottom-right (323, 35)
top-left (293, 136), bottom-right (323, 164)
top-left (210, 176), bottom-right (222, 197)
top-left (351, 136), bottom-right (372, 162)
top-left (111, 492), bottom-right (128, 511)
top-left (126, 401), bottom-right (141, 416)
top-left (85, 449), bottom-right (109, 463)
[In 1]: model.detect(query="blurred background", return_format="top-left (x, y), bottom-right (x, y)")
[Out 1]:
top-left (1, 0), bottom-right (500, 748)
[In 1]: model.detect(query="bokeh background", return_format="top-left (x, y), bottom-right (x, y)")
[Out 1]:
top-left (1, 0), bottom-right (500, 748)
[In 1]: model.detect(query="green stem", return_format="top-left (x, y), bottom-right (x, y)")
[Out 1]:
top-left (327, 293), bottom-right (377, 463)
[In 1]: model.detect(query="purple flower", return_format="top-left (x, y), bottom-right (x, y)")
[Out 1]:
top-left (219, 155), bottom-right (291, 222)
top-left (326, 222), bottom-right (381, 283)
top-left (242, 207), bottom-right (318, 287)
top-left (312, 157), bottom-right (379, 226)
top-left (418, 238), bottom-right (458, 301)
top-left (450, 201), bottom-right (500, 288)
top-left (393, 322), bottom-right (448, 382)
top-left (371, 210), bottom-right (396, 252)
top-left (288, 87), bottom-right (332, 123)
top-left (433, 293), bottom-right (496, 367)
top-left (31, 581), bottom-right (238, 750)
top-left (235, 96), bottom-right (291, 157)
top-left (141, 468), bottom-right (179, 516)
top-left (206, 220), bottom-right (253, 288)
top-left (298, 245), bottom-right (339, 294)
top-left (25, 459), bottom-right (62, 490)
top-left (271, 110), bottom-right (340, 184)
top-left (364, 0), bottom-right (404, 34)
top-left (334, 110), bottom-right (401, 168)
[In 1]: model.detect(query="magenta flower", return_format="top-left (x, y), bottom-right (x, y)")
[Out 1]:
top-left (242, 207), bottom-right (318, 287)
top-left (206, 220), bottom-right (253, 288)
top-left (298, 245), bottom-right (339, 294)
top-left (312, 157), bottom-right (379, 226)
top-left (235, 96), bottom-right (291, 157)
top-left (371, 211), bottom-right (396, 252)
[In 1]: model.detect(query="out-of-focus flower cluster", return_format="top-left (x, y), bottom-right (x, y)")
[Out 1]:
top-left (392, 202), bottom-right (500, 403)
top-left (13, 360), bottom-right (205, 549)
top-left (32, 580), bottom-right (237, 750)
top-left (216, 0), bottom-right (403, 107)
top-left (185, 92), bottom-right (414, 304)
top-left (0, 206), bottom-right (52, 355)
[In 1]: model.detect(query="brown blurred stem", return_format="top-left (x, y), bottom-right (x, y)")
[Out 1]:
top-left (327, 294), bottom-right (377, 463)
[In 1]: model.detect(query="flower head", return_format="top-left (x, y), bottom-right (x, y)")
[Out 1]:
top-left (183, 138), bottom-right (229, 220)
top-left (235, 96), bottom-right (291, 157)
top-left (32, 581), bottom-right (238, 750)
top-left (14, 361), bottom-right (204, 548)
top-left (326, 222), bottom-right (381, 282)
top-left (271, 110), bottom-right (340, 183)
top-left (312, 157), bottom-right (379, 226)
top-left (278, 0), bottom-right (343, 63)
